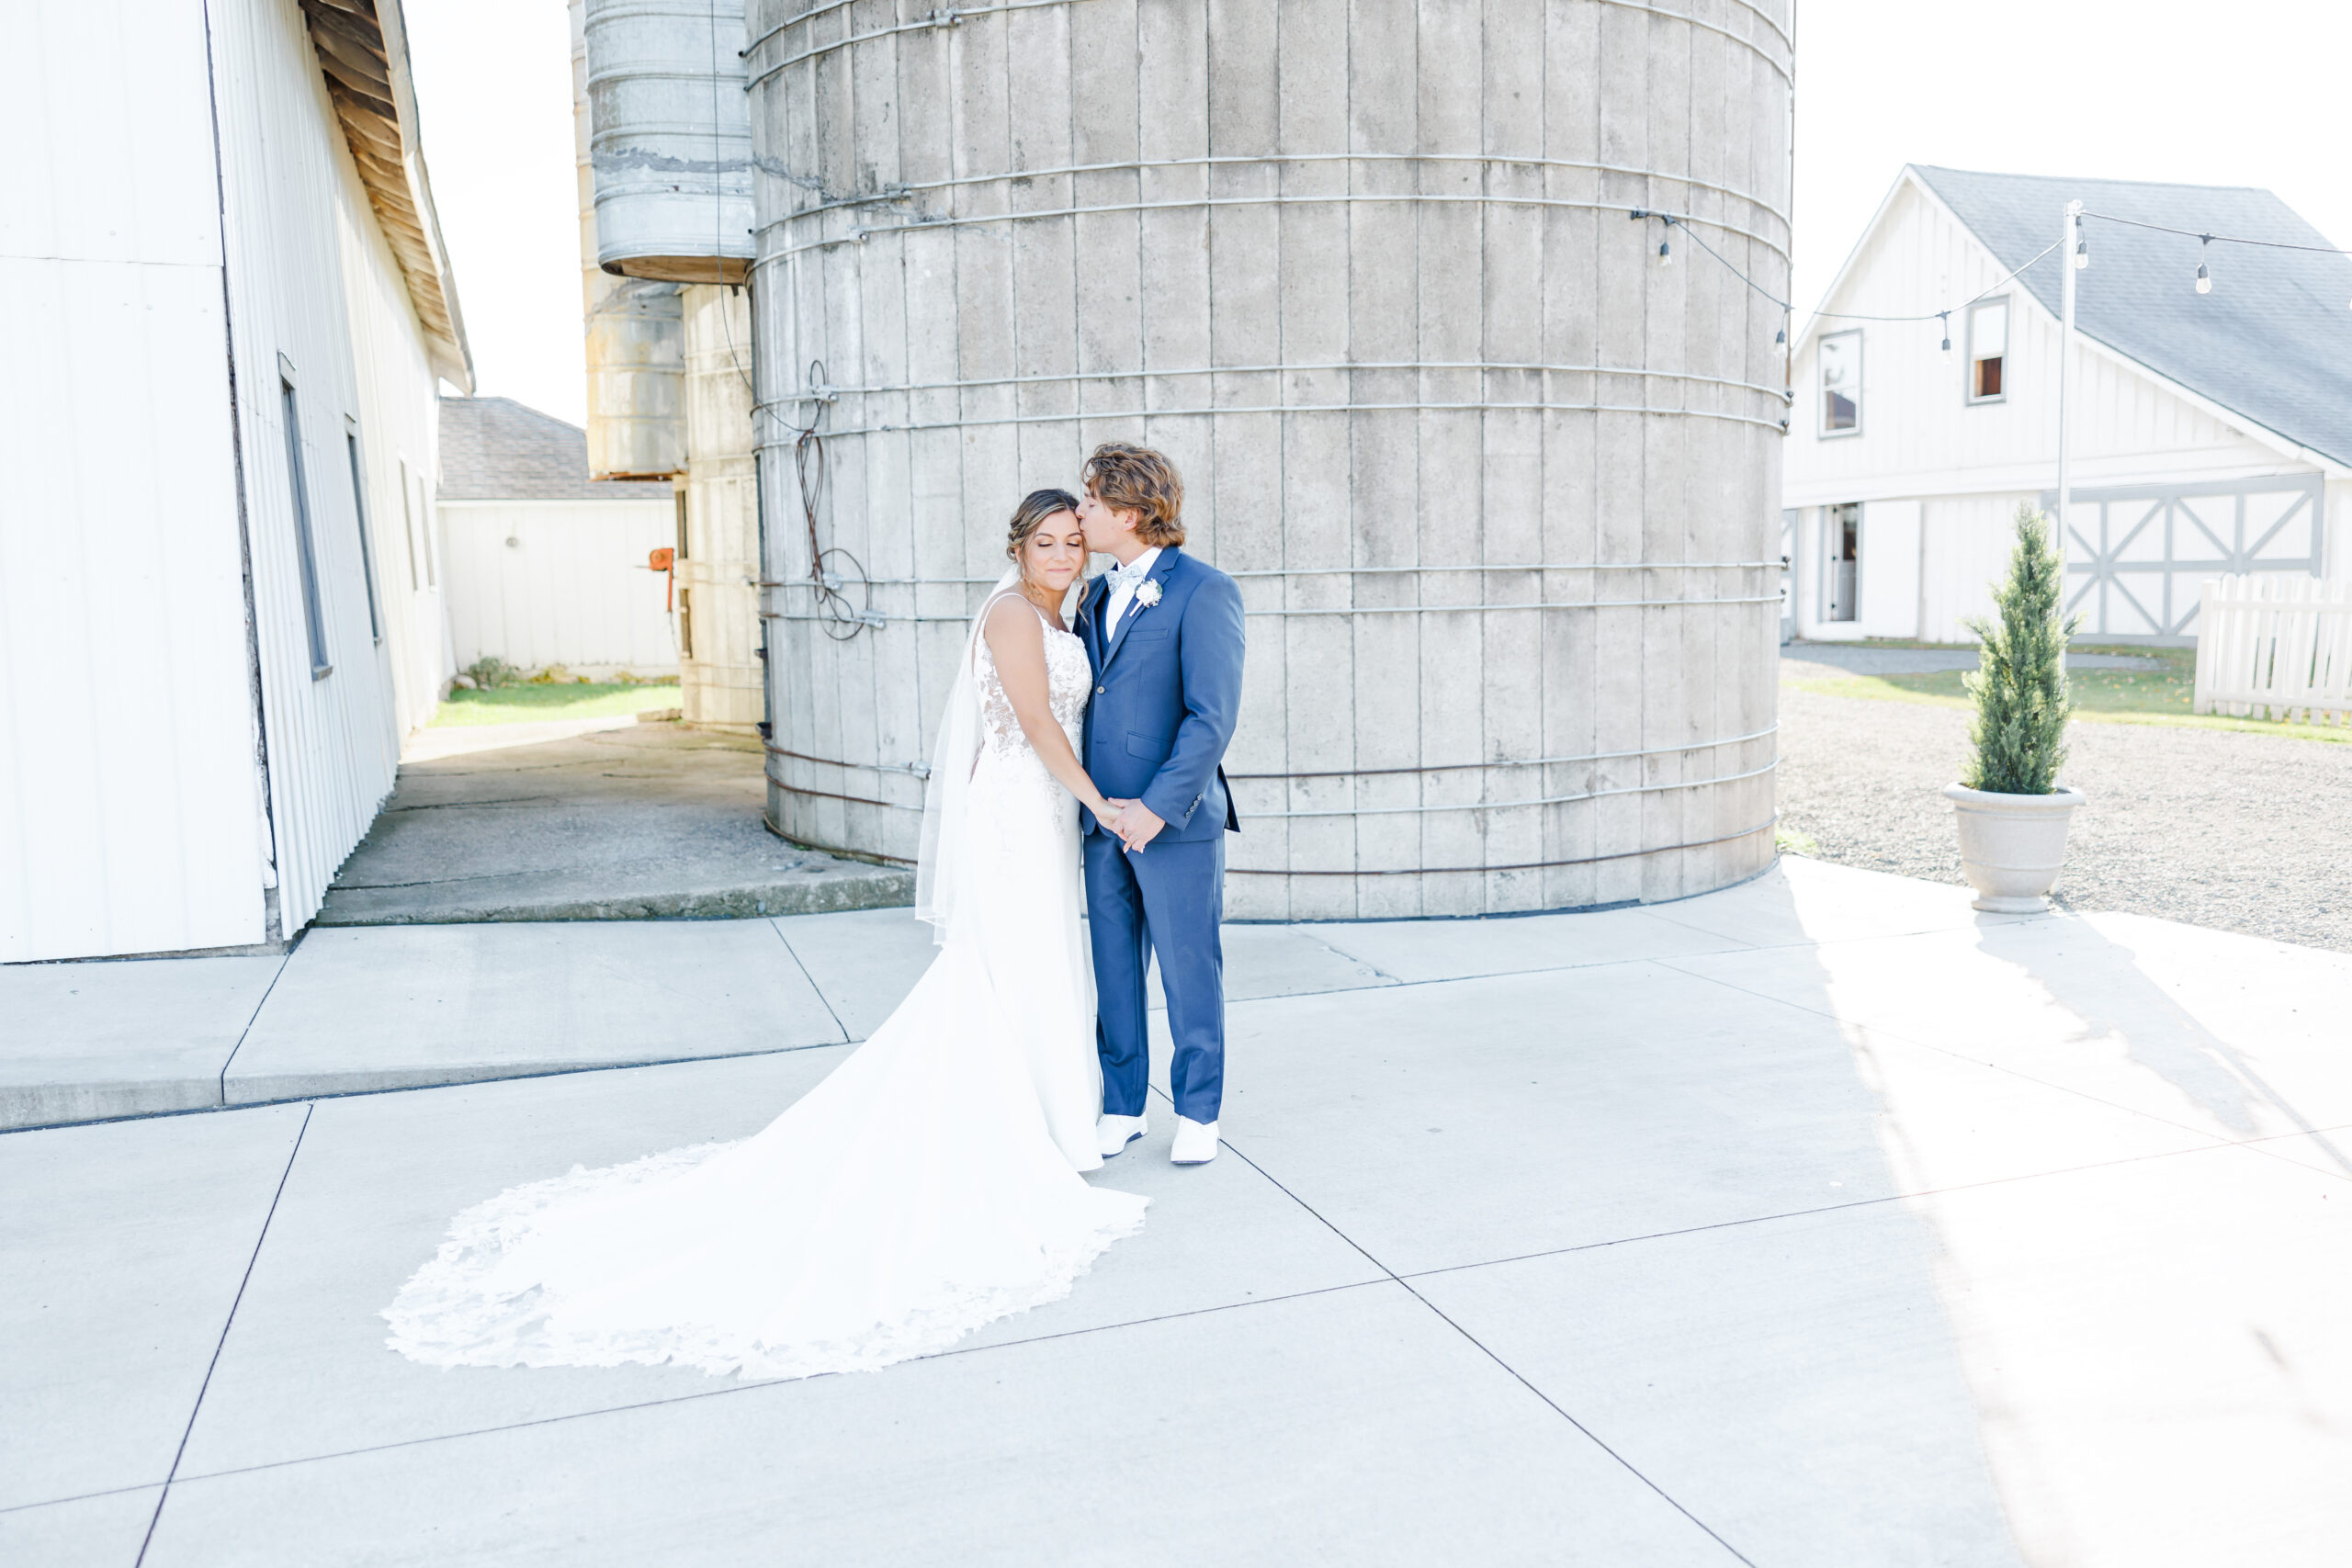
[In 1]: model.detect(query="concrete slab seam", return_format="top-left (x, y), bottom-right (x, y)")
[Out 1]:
top-left (765, 919), bottom-right (851, 1043)
top-left (214, 952), bottom-right (297, 1106)
top-left (1652, 953), bottom-right (2352, 1185)
top-left (1148, 1084), bottom-right (1761, 1567)
top-left (133, 1103), bottom-right (313, 1566)
top-left (157, 1278), bottom-right (1397, 1496)
top-left (1388, 1120), bottom-right (2352, 1292)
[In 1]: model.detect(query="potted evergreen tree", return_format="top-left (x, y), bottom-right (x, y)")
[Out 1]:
top-left (1941, 506), bottom-right (2086, 911)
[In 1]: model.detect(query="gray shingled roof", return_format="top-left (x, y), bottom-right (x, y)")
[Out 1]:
top-left (1909, 167), bottom-right (2352, 468)
top-left (437, 397), bottom-right (673, 501)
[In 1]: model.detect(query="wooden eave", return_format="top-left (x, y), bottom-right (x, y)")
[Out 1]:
top-left (296, 0), bottom-right (473, 391)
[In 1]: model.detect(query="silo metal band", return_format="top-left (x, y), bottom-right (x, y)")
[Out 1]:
top-left (760, 592), bottom-right (1781, 625)
top-left (761, 153), bottom-right (1791, 235)
top-left (758, 563), bottom-right (1780, 586)
top-left (745, 0), bottom-right (1792, 89)
top-left (773, 399), bottom-right (1789, 437)
top-left (1246, 758), bottom-right (1778, 818)
top-left (1230, 723), bottom-right (1781, 780)
top-left (746, 0), bottom-right (1091, 88)
top-left (785, 359), bottom-right (1792, 403)
top-left (763, 725), bottom-right (1778, 785)
top-left (763, 761), bottom-right (1776, 818)
top-left (1221, 817), bottom-right (1779, 876)
top-left (753, 193), bottom-right (1788, 265)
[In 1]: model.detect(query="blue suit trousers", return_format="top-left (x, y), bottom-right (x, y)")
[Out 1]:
top-left (1084, 829), bottom-right (1226, 1124)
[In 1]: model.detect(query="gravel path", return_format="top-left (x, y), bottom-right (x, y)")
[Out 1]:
top-left (1775, 680), bottom-right (2352, 953)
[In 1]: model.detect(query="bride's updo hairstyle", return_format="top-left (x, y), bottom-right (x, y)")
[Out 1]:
top-left (1005, 488), bottom-right (1081, 561)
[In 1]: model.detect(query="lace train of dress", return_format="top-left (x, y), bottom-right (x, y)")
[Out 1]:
top-left (384, 600), bottom-right (1143, 1380)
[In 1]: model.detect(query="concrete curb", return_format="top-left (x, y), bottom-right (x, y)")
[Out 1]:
top-left (312, 866), bottom-right (913, 925)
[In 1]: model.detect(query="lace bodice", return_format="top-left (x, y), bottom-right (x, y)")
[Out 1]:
top-left (974, 597), bottom-right (1091, 767)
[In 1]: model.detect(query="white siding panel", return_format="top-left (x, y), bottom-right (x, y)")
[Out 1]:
top-left (441, 502), bottom-right (682, 674)
top-left (209, 0), bottom-right (415, 933)
top-left (1, 0), bottom-right (220, 267)
top-left (0, 0), bottom-right (268, 962)
top-left (1921, 493), bottom-right (2038, 645)
top-left (1860, 499), bottom-right (1923, 638)
top-left (339, 183), bottom-right (449, 739)
top-left (0, 258), bottom-right (266, 961)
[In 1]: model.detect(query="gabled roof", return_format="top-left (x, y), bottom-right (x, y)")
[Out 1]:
top-left (299, 0), bottom-right (473, 392)
top-left (439, 398), bottom-right (673, 502)
top-left (1908, 165), bottom-right (2352, 468)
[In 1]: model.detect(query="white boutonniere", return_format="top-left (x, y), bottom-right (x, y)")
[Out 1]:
top-left (1135, 580), bottom-right (1163, 609)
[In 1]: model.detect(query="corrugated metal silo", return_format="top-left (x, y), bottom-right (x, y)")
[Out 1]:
top-left (581, 0), bottom-right (755, 283)
top-left (572, 0), bottom-right (686, 479)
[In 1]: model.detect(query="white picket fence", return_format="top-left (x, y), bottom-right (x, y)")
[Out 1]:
top-left (2194, 575), bottom-right (2352, 725)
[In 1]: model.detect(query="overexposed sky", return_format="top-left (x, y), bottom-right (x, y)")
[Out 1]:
top-left (406, 0), bottom-right (584, 423)
top-left (1792, 0), bottom-right (2352, 315)
top-left (402, 1), bottom-right (2351, 425)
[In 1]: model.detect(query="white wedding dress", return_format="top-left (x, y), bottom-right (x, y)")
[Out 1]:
top-left (383, 585), bottom-right (1147, 1380)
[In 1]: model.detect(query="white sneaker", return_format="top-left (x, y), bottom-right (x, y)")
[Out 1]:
top-left (1170, 1117), bottom-right (1219, 1166)
top-left (1096, 1112), bottom-right (1147, 1158)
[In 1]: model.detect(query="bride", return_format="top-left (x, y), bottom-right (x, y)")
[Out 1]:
top-left (383, 490), bottom-right (1149, 1380)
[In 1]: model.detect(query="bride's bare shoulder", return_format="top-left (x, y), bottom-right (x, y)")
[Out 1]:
top-left (981, 594), bottom-right (1047, 655)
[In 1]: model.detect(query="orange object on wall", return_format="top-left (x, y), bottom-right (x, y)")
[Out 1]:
top-left (648, 547), bottom-right (675, 610)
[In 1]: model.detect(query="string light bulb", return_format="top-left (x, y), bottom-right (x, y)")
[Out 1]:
top-left (1774, 326), bottom-right (1786, 344)
top-left (2195, 236), bottom-right (2212, 294)
top-left (1658, 237), bottom-right (1672, 265)
top-left (1939, 311), bottom-right (1952, 360)
top-left (2074, 235), bottom-right (2089, 270)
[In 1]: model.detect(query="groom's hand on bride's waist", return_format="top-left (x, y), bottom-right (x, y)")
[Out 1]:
top-left (1114, 800), bottom-right (1166, 852)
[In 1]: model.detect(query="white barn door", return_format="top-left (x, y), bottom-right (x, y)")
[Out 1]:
top-left (2053, 476), bottom-right (2324, 640)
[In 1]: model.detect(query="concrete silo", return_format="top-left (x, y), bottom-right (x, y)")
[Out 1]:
top-left (749, 0), bottom-right (1792, 917)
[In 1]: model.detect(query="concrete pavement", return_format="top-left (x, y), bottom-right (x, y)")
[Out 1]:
top-left (5, 858), bottom-right (2349, 1564)
top-left (315, 721), bottom-right (910, 926)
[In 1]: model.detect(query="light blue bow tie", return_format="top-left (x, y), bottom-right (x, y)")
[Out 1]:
top-left (1107, 558), bottom-right (1154, 593)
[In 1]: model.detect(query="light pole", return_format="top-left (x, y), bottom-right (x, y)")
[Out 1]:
top-left (2059, 198), bottom-right (2083, 536)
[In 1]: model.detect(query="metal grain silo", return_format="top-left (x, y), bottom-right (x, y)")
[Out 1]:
top-left (581, 0), bottom-right (755, 283)
top-left (572, 0), bottom-right (684, 479)
top-left (748, 0), bottom-right (1792, 919)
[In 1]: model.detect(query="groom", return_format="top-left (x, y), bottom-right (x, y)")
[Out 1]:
top-left (1074, 443), bottom-right (1245, 1168)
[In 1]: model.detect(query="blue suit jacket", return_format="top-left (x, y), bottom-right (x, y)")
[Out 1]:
top-left (1077, 547), bottom-right (1244, 841)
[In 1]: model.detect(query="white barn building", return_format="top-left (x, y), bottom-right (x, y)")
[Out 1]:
top-left (1784, 166), bottom-right (2352, 646)
top-left (438, 398), bottom-right (678, 681)
top-left (4, 0), bottom-right (471, 962)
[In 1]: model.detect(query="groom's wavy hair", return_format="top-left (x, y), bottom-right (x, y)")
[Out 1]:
top-left (1082, 442), bottom-right (1185, 547)
top-left (1005, 488), bottom-right (1081, 560)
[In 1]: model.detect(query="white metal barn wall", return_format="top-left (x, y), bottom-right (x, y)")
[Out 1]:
top-left (0, 0), bottom-right (268, 961)
top-left (751, 0), bottom-right (1793, 919)
top-left (209, 0), bottom-right (422, 935)
top-left (441, 499), bottom-right (683, 673)
top-left (338, 172), bottom-right (452, 739)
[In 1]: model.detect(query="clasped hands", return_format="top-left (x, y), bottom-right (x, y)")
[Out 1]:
top-left (1092, 796), bottom-right (1166, 852)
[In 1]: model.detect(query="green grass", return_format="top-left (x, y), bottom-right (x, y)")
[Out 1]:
top-left (1782, 643), bottom-right (2352, 743)
top-left (430, 682), bottom-right (683, 728)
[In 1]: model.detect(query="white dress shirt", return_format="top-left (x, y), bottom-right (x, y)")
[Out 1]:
top-left (1102, 546), bottom-right (1162, 637)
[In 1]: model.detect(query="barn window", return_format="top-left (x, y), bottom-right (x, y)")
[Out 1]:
top-left (1968, 297), bottom-right (2008, 402)
top-left (345, 421), bottom-right (383, 644)
top-left (1819, 330), bottom-right (1861, 435)
top-left (279, 371), bottom-right (333, 679)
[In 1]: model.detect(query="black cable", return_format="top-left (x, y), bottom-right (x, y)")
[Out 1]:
top-left (2079, 209), bottom-right (2352, 256)
top-left (1636, 208), bottom-right (2062, 326)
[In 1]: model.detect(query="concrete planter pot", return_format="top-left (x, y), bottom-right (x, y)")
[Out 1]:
top-left (1941, 783), bottom-right (2086, 912)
